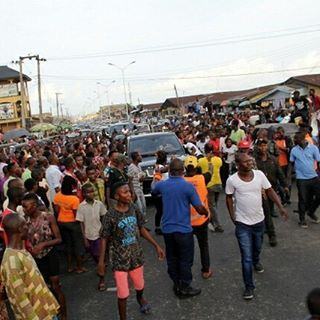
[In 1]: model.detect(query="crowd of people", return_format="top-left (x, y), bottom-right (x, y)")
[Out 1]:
top-left (0, 88), bottom-right (318, 319)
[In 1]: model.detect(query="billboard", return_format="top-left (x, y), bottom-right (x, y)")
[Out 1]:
top-left (0, 103), bottom-right (15, 119)
top-left (0, 84), bottom-right (18, 98)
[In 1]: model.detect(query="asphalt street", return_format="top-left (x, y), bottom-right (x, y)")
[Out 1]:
top-left (62, 186), bottom-right (320, 320)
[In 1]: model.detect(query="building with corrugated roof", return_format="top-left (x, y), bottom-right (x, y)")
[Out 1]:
top-left (0, 65), bottom-right (32, 131)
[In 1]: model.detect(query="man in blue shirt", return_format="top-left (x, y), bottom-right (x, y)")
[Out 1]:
top-left (290, 131), bottom-right (320, 228)
top-left (152, 158), bottom-right (208, 298)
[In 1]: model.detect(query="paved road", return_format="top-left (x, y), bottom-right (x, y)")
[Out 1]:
top-left (62, 187), bottom-right (320, 320)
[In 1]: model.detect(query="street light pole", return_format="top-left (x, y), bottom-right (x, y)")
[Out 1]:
top-left (108, 61), bottom-right (135, 121)
top-left (97, 80), bottom-right (115, 122)
top-left (55, 93), bottom-right (62, 119)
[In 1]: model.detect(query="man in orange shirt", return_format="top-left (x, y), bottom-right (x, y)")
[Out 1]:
top-left (274, 127), bottom-right (293, 205)
top-left (184, 156), bottom-right (212, 279)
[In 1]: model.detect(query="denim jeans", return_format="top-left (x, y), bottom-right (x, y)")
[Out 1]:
top-left (163, 232), bottom-right (194, 288)
top-left (235, 221), bottom-right (264, 290)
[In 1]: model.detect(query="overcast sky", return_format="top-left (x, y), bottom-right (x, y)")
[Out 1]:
top-left (1, 0), bottom-right (320, 116)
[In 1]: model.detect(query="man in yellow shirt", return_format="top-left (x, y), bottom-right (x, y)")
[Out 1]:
top-left (198, 143), bottom-right (224, 232)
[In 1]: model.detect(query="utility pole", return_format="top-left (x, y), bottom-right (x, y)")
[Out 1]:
top-left (18, 59), bottom-right (26, 128)
top-left (36, 55), bottom-right (46, 122)
top-left (13, 55), bottom-right (46, 127)
top-left (55, 93), bottom-right (62, 119)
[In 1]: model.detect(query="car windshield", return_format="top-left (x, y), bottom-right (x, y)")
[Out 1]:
top-left (129, 135), bottom-right (183, 156)
top-left (110, 123), bottom-right (132, 133)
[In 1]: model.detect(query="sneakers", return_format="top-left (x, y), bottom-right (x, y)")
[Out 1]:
top-left (214, 225), bottom-right (224, 233)
top-left (269, 235), bottom-right (278, 247)
top-left (299, 221), bottom-right (308, 228)
top-left (308, 214), bottom-right (320, 224)
top-left (254, 263), bottom-right (264, 273)
top-left (243, 288), bottom-right (254, 300)
top-left (208, 223), bottom-right (224, 233)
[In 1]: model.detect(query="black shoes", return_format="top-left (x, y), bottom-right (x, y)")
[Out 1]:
top-left (243, 288), bottom-right (254, 300)
top-left (269, 235), bottom-right (278, 247)
top-left (173, 284), bottom-right (201, 298)
top-left (254, 263), bottom-right (264, 273)
top-left (155, 227), bottom-right (163, 235)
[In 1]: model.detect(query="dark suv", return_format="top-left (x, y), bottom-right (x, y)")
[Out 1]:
top-left (127, 132), bottom-right (186, 195)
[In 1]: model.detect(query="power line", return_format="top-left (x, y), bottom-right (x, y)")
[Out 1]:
top-left (47, 25), bottom-right (320, 61)
top-left (39, 65), bottom-right (320, 82)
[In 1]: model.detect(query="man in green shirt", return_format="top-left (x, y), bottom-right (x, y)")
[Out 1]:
top-left (230, 120), bottom-right (245, 144)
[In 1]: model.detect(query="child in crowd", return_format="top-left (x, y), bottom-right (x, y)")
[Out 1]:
top-left (97, 181), bottom-right (165, 320)
top-left (0, 213), bottom-right (59, 320)
top-left (77, 183), bottom-right (107, 291)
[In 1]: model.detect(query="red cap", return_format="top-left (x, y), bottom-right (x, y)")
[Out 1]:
top-left (238, 140), bottom-right (251, 149)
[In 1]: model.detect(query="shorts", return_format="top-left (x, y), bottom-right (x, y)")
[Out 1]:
top-left (87, 238), bottom-right (101, 263)
top-left (114, 266), bottom-right (144, 299)
top-left (211, 184), bottom-right (222, 193)
top-left (58, 221), bottom-right (85, 257)
top-left (35, 248), bottom-right (60, 280)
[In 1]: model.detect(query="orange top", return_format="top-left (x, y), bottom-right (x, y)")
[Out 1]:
top-left (53, 192), bottom-right (79, 223)
top-left (184, 175), bottom-right (209, 226)
top-left (275, 140), bottom-right (288, 167)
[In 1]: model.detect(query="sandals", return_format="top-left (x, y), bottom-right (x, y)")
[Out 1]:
top-left (202, 270), bottom-right (213, 279)
top-left (75, 267), bottom-right (88, 274)
top-left (140, 303), bottom-right (151, 314)
top-left (98, 282), bottom-right (106, 292)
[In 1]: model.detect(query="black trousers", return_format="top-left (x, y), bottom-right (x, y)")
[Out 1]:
top-left (193, 221), bottom-right (210, 273)
top-left (263, 197), bottom-right (276, 237)
top-left (163, 232), bottom-right (194, 288)
top-left (153, 196), bottom-right (163, 228)
top-left (297, 177), bottom-right (320, 222)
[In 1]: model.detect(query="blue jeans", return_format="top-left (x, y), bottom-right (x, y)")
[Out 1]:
top-left (235, 221), bottom-right (264, 290)
top-left (163, 232), bottom-right (194, 288)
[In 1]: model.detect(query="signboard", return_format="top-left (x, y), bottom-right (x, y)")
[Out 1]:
top-left (0, 103), bottom-right (15, 119)
top-left (0, 84), bottom-right (18, 98)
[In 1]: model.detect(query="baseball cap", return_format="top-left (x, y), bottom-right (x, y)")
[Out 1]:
top-left (184, 156), bottom-right (198, 168)
top-left (238, 140), bottom-right (251, 149)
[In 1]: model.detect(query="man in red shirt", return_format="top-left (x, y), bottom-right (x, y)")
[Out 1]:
top-left (309, 88), bottom-right (320, 112)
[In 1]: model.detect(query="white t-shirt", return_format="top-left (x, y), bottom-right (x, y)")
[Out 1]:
top-left (222, 145), bottom-right (238, 164)
top-left (184, 142), bottom-right (202, 157)
top-left (76, 200), bottom-right (107, 240)
top-left (225, 170), bottom-right (271, 225)
top-left (196, 138), bottom-right (209, 154)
